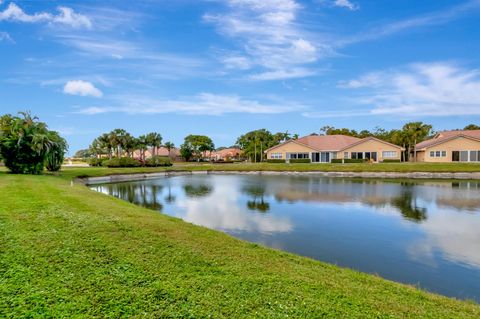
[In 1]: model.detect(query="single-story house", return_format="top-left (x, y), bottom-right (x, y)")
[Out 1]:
top-left (209, 148), bottom-right (243, 161)
top-left (133, 146), bottom-right (181, 160)
top-left (415, 130), bottom-right (480, 162)
top-left (265, 134), bottom-right (404, 163)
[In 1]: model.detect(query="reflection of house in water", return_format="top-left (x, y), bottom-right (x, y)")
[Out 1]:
top-left (242, 184), bottom-right (270, 213)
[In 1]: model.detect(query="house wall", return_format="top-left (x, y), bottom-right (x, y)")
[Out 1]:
top-left (420, 137), bottom-right (480, 162)
top-left (339, 139), bottom-right (403, 162)
top-left (266, 142), bottom-right (316, 160)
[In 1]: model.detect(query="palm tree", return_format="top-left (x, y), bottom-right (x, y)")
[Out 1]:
top-left (164, 141), bottom-right (175, 158)
top-left (146, 132), bottom-right (162, 157)
top-left (402, 122), bottom-right (432, 162)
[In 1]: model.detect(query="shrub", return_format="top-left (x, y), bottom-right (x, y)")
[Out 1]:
top-left (45, 131), bottom-right (68, 172)
top-left (331, 159), bottom-right (365, 164)
top-left (289, 159), bottom-right (311, 164)
top-left (88, 158), bottom-right (107, 167)
top-left (266, 159), bottom-right (285, 163)
top-left (103, 157), bottom-right (141, 168)
top-left (145, 156), bottom-right (172, 167)
top-left (382, 159), bottom-right (401, 163)
top-left (0, 112), bottom-right (67, 174)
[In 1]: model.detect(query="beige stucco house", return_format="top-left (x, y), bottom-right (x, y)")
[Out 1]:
top-left (415, 130), bottom-right (480, 162)
top-left (265, 135), bottom-right (404, 163)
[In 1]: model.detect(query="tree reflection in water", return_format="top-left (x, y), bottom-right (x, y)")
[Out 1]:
top-left (164, 185), bottom-right (176, 204)
top-left (107, 183), bottom-right (164, 211)
top-left (391, 189), bottom-right (427, 223)
top-left (183, 183), bottom-right (213, 198)
top-left (242, 184), bottom-right (270, 213)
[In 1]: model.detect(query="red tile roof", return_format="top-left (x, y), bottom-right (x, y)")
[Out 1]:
top-left (416, 130), bottom-right (480, 150)
top-left (266, 135), bottom-right (362, 152)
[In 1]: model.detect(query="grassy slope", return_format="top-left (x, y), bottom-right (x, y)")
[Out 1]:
top-left (0, 173), bottom-right (479, 318)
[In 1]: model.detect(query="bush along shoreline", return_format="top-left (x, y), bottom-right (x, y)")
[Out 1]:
top-left (89, 156), bottom-right (172, 168)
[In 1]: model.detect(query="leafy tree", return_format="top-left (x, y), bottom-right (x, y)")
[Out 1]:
top-left (145, 132), bottom-right (162, 156)
top-left (464, 124), bottom-right (480, 130)
top-left (181, 135), bottom-right (214, 161)
top-left (164, 141), bottom-right (175, 157)
top-left (45, 131), bottom-right (68, 172)
top-left (180, 144), bottom-right (193, 162)
top-left (136, 135), bottom-right (148, 162)
top-left (236, 129), bottom-right (276, 162)
top-left (402, 122), bottom-right (433, 161)
top-left (0, 112), bottom-right (67, 174)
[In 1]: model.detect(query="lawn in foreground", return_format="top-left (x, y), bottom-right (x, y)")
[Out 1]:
top-left (0, 173), bottom-right (479, 318)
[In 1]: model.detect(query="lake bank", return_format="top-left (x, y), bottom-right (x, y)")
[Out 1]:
top-left (1, 171), bottom-right (479, 317)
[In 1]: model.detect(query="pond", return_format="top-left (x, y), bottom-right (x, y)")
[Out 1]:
top-left (90, 174), bottom-right (480, 302)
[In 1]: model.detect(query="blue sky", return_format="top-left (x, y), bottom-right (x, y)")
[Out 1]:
top-left (1, 0), bottom-right (480, 153)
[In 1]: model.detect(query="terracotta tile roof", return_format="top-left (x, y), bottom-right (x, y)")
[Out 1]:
top-left (294, 134), bottom-right (362, 151)
top-left (416, 130), bottom-right (480, 149)
top-left (264, 135), bottom-right (360, 152)
top-left (210, 148), bottom-right (242, 159)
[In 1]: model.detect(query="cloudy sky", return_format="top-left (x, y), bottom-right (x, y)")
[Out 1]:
top-left (1, 0), bottom-right (480, 153)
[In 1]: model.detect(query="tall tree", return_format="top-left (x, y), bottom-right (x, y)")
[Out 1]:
top-left (402, 122), bottom-right (433, 162)
top-left (164, 141), bottom-right (175, 158)
top-left (145, 132), bottom-right (162, 157)
top-left (236, 129), bottom-right (276, 162)
top-left (181, 135), bottom-right (214, 161)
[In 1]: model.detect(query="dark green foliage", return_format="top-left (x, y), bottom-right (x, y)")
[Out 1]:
top-left (0, 112), bottom-right (67, 174)
top-left (45, 131), bottom-right (68, 172)
top-left (331, 159), bottom-right (365, 163)
top-left (88, 157), bottom-right (107, 167)
top-left (103, 157), bottom-right (141, 168)
top-left (289, 159), bottom-right (311, 163)
top-left (180, 135), bottom-right (214, 161)
top-left (145, 156), bottom-right (172, 167)
top-left (266, 159), bottom-right (286, 163)
top-left (383, 159), bottom-right (401, 163)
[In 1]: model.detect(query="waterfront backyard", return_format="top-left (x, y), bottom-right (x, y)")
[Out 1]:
top-left (1, 166), bottom-right (480, 317)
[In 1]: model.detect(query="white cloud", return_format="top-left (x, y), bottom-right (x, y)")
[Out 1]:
top-left (204, 0), bottom-right (324, 80)
top-left (339, 62), bottom-right (480, 117)
top-left (0, 31), bottom-right (12, 42)
top-left (0, 3), bottom-right (91, 29)
top-left (334, 0), bottom-right (358, 11)
top-left (64, 80), bottom-right (103, 98)
top-left (75, 92), bottom-right (304, 115)
top-left (250, 68), bottom-right (316, 81)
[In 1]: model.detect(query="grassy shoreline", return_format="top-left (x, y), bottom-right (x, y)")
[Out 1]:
top-left (41, 162), bottom-right (480, 181)
top-left (1, 169), bottom-right (480, 317)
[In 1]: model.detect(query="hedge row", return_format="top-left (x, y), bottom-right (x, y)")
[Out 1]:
top-left (289, 159), bottom-right (311, 163)
top-left (382, 159), bottom-right (401, 163)
top-left (266, 159), bottom-right (285, 163)
top-left (331, 159), bottom-right (365, 164)
top-left (88, 156), bottom-right (172, 168)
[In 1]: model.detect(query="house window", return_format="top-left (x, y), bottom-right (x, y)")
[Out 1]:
top-left (452, 151), bottom-right (460, 162)
top-left (460, 151), bottom-right (469, 162)
top-left (287, 153), bottom-right (309, 159)
top-left (470, 151), bottom-right (478, 162)
top-left (351, 152), bottom-right (363, 159)
top-left (270, 153), bottom-right (282, 159)
top-left (382, 151), bottom-right (397, 158)
top-left (344, 152), bottom-right (349, 159)
top-left (430, 150), bottom-right (447, 158)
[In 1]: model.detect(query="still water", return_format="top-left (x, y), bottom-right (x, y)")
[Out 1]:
top-left (90, 174), bottom-right (480, 301)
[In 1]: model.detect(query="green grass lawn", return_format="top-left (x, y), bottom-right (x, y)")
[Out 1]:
top-left (0, 171), bottom-right (479, 317)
